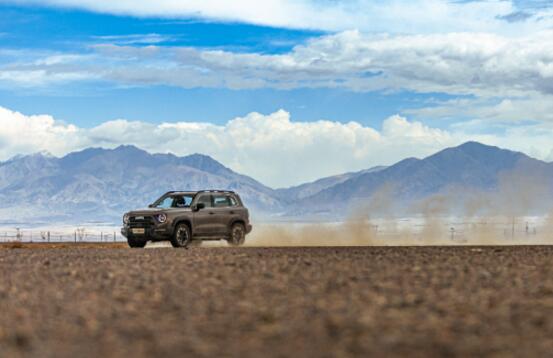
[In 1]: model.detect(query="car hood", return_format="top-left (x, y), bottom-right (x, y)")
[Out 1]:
top-left (126, 208), bottom-right (191, 216)
top-left (126, 208), bottom-right (163, 216)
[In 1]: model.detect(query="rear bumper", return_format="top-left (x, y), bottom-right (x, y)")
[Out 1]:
top-left (121, 226), bottom-right (171, 241)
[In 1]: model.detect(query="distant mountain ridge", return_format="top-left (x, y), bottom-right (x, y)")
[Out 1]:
top-left (292, 141), bottom-right (553, 215)
top-left (275, 165), bottom-right (387, 201)
top-left (0, 145), bottom-right (281, 224)
top-left (1, 141), bottom-right (552, 224)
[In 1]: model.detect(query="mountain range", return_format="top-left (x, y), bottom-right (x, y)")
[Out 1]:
top-left (1, 141), bottom-right (552, 224)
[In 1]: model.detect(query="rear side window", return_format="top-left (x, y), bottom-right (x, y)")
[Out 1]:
top-left (213, 194), bottom-right (232, 208)
top-left (196, 194), bottom-right (212, 208)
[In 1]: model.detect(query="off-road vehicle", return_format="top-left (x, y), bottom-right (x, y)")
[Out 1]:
top-left (121, 190), bottom-right (252, 248)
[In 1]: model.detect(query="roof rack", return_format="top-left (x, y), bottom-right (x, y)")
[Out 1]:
top-left (162, 189), bottom-right (236, 195)
top-left (196, 189), bottom-right (236, 194)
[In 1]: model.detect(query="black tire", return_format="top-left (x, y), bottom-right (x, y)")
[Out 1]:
top-left (171, 223), bottom-right (192, 248)
top-left (127, 237), bottom-right (147, 248)
top-left (228, 223), bottom-right (246, 246)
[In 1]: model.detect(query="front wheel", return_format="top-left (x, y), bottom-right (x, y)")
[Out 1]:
top-left (171, 223), bottom-right (192, 248)
top-left (228, 223), bottom-right (246, 246)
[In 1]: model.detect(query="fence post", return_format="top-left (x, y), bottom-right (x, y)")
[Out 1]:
top-left (114, 232), bottom-right (116, 242)
top-left (74, 231), bottom-right (77, 243)
top-left (47, 231), bottom-right (50, 242)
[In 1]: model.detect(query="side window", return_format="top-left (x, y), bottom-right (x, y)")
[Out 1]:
top-left (172, 195), bottom-right (193, 208)
top-left (213, 194), bottom-right (232, 208)
top-left (196, 194), bottom-right (212, 208)
top-left (229, 195), bottom-right (238, 206)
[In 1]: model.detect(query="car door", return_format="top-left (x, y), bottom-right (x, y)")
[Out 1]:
top-left (211, 194), bottom-right (235, 235)
top-left (192, 194), bottom-right (215, 236)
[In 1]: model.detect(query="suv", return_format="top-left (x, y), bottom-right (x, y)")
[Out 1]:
top-left (121, 190), bottom-right (252, 248)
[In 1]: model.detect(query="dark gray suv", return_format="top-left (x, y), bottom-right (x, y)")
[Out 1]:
top-left (121, 190), bottom-right (252, 248)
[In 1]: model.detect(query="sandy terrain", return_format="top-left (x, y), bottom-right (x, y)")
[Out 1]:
top-left (1, 245), bottom-right (553, 357)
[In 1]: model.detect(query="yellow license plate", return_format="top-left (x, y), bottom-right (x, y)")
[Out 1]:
top-left (132, 228), bottom-right (145, 235)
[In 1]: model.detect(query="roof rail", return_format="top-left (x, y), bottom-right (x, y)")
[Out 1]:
top-left (196, 189), bottom-right (236, 194)
top-left (163, 189), bottom-right (236, 195)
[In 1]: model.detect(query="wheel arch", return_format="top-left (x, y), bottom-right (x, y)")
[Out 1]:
top-left (229, 219), bottom-right (246, 231)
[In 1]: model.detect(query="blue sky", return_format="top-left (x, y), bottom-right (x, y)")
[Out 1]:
top-left (0, 3), bottom-right (459, 128)
top-left (0, 5), bottom-right (324, 126)
top-left (2, 0), bottom-right (553, 187)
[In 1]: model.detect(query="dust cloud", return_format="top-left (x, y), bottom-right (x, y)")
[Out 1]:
top-left (246, 165), bottom-right (553, 247)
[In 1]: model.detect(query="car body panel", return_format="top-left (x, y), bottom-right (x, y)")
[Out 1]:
top-left (121, 190), bottom-right (251, 243)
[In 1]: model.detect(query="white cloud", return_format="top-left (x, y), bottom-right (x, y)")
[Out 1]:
top-left (0, 106), bottom-right (81, 156)
top-left (91, 33), bottom-right (176, 45)
top-left (5, 29), bottom-right (553, 102)
top-left (2, 105), bottom-right (553, 187)
top-left (0, 51), bottom-right (98, 87)
top-left (0, 0), bottom-right (536, 34)
top-left (183, 29), bottom-right (553, 97)
top-left (382, 115), bottom-right (450, 142)
top-left (406, 94), bottom-right (553, 124)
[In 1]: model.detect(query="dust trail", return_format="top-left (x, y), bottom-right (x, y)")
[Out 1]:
top-left (415, 194), bottom-right (451, 245)
top-left (247, 163), bottom-right (553, 247)
top-left (465, 165), bottom-right (551, 245)
top-left (247, 184), bottom-right (396, 246)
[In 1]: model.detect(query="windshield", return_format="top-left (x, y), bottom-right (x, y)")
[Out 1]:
top-left (153, 194), bottom-right (194, 209)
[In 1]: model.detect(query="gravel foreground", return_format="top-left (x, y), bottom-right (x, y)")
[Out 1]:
top-left (1, 246), bottom-right (553, 357)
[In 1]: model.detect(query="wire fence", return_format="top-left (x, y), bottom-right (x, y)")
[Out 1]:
top-left (0, 228), bottom-right (123, 243)
top-left (0, 219), bottom-right (548, 244)
top-left (370, 220), bottom-right (543, 241)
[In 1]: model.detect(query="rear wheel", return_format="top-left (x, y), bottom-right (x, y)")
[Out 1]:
top-left (228, 223), bottom-right (246, 246)
top-left (127, 237), bottom-right (147, 248)
top-left (171, 223), bottom-right (191, 248)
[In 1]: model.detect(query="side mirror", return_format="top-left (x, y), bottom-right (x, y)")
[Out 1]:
top-left (148, 204), bottom-right (155, 208)
top-left (193, 203), bottom-right (205, 211)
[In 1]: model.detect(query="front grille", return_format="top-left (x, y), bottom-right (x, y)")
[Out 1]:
top-left (129, 216), bottom-right (155, 229)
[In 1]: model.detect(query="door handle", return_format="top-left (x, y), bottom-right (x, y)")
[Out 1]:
top-left (230, 211), bottom-right (235, 214)
top-left (208, 212), bottom-right (215, 215)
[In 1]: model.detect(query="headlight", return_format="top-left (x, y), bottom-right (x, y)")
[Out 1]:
top-left (123, 213), bottom-right (130, 224)
top-left (156, 213), bottom-right (167, 223)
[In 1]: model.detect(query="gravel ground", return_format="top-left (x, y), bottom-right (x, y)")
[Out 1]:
top-left (1, 246), bottom-right (553, 357)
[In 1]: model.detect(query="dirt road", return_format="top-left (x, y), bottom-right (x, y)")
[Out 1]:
top-left (1, 246), bottom-right (553, 357)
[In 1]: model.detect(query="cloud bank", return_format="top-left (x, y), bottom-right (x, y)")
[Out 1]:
top-left (2, 106), bottom-right (553, 187)
top-left (4, 29), bottom-right (553, 97)
top-left (4, 29), bottom-right (553, 126)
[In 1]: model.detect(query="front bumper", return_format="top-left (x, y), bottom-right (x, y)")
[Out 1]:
top-left (246, 224), bottom-right (253, 234)
top-left (121, 225), bottom-right (171, 241)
